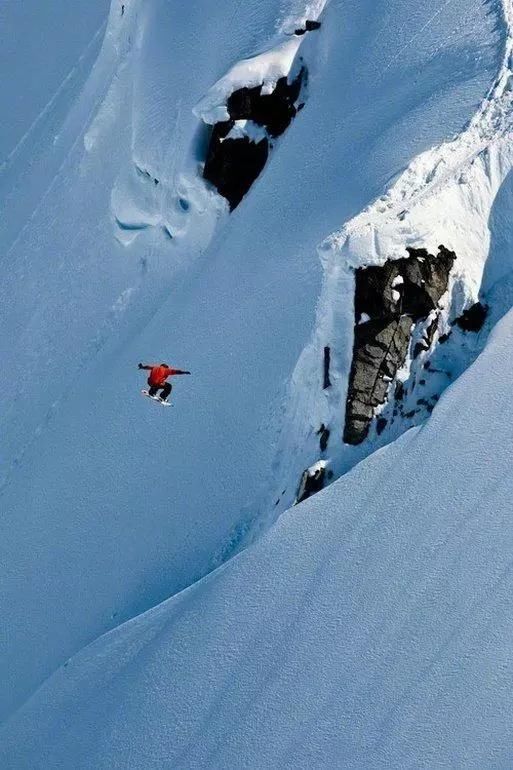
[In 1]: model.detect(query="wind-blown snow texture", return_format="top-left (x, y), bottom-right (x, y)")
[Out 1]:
top-left (2, 0), bottom-right (513, 765)
top-left (3, 311), bottom-right (513, 768)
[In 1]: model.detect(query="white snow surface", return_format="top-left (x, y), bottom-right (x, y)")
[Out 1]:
top-left (2, 308), bottom-right (513, 768)
top-left (2, 0), bottom-right (513, 764)
top-left (266, 0), bottom-right (513, 522)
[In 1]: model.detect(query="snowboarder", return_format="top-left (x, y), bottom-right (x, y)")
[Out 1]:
top-left (138, 362), bottom-right (190, 403)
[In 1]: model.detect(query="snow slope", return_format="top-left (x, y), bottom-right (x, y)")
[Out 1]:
top-left (0, 0), bottom-right (109, 160)
top-left (263, 0), bottom-right (513, 534)
top-left (0, 0), bottom-right (506, 735)
top-left (2, 306), bottom-right (513, 768)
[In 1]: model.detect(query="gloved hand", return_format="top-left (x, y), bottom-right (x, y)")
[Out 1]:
top-left (185, 370), bottom-right (191, 374)
top-left (138, 363), bottom-right (143, 369)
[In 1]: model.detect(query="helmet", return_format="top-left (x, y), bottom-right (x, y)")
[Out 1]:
top-left (160, 363), bottom-right (169, 368)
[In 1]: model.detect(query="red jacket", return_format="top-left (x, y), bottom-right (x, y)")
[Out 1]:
top-left (142, 364), bottom-right (187, 387)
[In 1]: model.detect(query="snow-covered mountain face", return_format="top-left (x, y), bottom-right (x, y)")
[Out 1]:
top-left (3, 312), bottom-right (513, 768)
top-left (2, 0), bottom-right (513, 761)
top-left (271, 0), bottom-right (513, 521)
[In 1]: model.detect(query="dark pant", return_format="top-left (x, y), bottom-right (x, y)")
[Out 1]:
top-left (148, 382), bottom-right (172, 400)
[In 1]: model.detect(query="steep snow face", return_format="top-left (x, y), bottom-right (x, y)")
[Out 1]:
top-left (0, 0), bottom-right (503, 721)
top-left (3, 307), bottom-right (513, 769)
top-left (263, 0), bottom-right (513, 529)
top-left (0, 0), bottom-right (109, 159)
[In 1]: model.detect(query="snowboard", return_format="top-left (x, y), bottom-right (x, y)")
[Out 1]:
top-left (141, 389), bottom-right (172, 406)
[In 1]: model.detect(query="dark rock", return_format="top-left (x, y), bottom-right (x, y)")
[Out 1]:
top-left (344, 245), bottom-right (455, 444)
top-left (425, 314), bottom-right (439, 345)
top-left (344, 315), bottom-right (413, 445)
top-left (438, 331), bottom-right (451, 343)
top-left (454, 301), bottom-right (488, 332)
top-left (317, 424), bottom-right (330, 453)
top-left (203, 69), bottom-right (305, 209)
top-left (405, 410), bottom-right (416, 419)
top-left (413, 341), bottom-right (428, 358)
top-left (226, 69), bottom-right (304, 138)
top-left (295, 20), bottom-right (322, 35)
top-left (323, 346), bottom-right (331, 389)
top-left (203, 123), bottom-right (269, 210)
top-left (413, 315), bottom-right (438, 358)
top-left (354, 246), bottom-right (455, 322)
top-left (296, 462), bottom-right (326, 504)
top-left (376, 416), bottom-right (387, 435)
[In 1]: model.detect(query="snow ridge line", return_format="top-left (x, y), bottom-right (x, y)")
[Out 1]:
top-left (194, 3), bottom-right (328, 124)
top-left (325, 0), bottom-right (513, 257)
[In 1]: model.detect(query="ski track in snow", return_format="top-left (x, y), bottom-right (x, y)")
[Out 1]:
top-left (380, 0), bottom-right (456, 74)
top-left (0, 2), bottom-right (154, 493)
top-left (0, 20), bottom-right (108, 172)
top-left (0, 0), bottom-right (326, 494)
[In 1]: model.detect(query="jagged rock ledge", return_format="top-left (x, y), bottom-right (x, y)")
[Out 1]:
top-left (296, 460), bottom-right (327, 504)
top-left (344, 245), bottom-right (456, 445)
top-left (203, 68), bottom-right (305, 209)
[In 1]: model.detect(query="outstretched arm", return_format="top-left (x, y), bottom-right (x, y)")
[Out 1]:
top-left (167, 368), bottom-right (191, 376)
top-left (138, 363), bottom-right (156, 370)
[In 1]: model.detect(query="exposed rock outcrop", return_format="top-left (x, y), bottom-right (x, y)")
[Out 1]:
top-left (344, 245), bottom-right (455, 445)
top-left (203, 69), bottom-right (305, 210)
top-left (226, 71), bottom-right (304, 138)
top-left (296, 460), bottom-right (326, 504)
top-left (454, 301), bottom-right (488, 332)
top-left (294, 20), bottom-right (322, 35)
top-left (203, 125), bottom-right (269, 211)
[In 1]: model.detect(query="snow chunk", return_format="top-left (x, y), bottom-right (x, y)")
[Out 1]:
top-left (223, 120), bottom-right (268, 144)
top-left (194, 38), bottom-right (302, 125)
